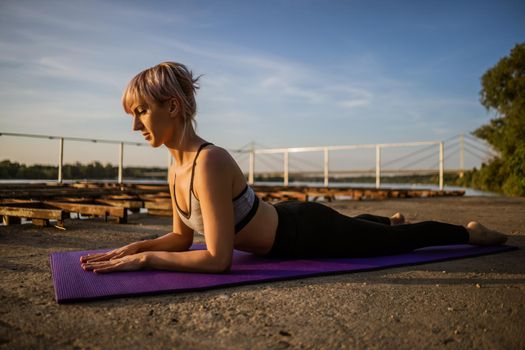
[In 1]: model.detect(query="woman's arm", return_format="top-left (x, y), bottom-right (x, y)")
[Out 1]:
top-left (136, 231), bottom-right (193, 252)
top-left (79, 230), bottom-right (193, 263)
top-left (145, 149), bottom-right (238, 272)
top-left (82, 248), bottom-right (230, 274)
top-left (133, 162), bottom-right (196, 253)
top-left (149, 249), bottom-right (232, 273)
top-left (82, 147), bottom-right (236, 274)
top-left (138, 165), bottom-right (195, 252)
top-left (80, 166), bottom-right (194, 264)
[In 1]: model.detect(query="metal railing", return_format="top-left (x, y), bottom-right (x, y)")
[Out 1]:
top-left (0, 132), bottom-right (153, 184)
top-left (1, 131), bottom-right (450, 190)
top-left (247, 140), bottom-right (445, 190)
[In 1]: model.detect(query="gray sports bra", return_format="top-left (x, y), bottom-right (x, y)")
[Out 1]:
top-left (174, 142), bottom-right (259, 234)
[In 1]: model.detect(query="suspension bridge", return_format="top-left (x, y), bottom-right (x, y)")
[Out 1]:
top-left (228, 133), bottom-right (497, 190)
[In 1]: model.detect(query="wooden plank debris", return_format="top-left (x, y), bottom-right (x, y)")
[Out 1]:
top-left (0, 201), bottom-right (67, 228)
top-left (252, 185), bottom-right (464, 202)
top-left (43, 200), bottom-right (128, 224)
top-left (0, 181), bottom-right (465, 228)
top-left (144, 198), bottom-right (172, 217)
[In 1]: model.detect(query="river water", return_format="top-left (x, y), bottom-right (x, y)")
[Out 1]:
top-left (0, 179), bottom-right (498, 197)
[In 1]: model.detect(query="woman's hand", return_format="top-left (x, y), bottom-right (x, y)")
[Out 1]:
top-left (81, 253), bottom-right (148, 274)
top-left (79, 242), bottom-right (142, 264)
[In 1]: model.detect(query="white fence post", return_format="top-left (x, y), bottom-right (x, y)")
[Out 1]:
top-left (439, 141), bottom-right (444, 190)
top-left (323, 147), bottom-right (329, 187)
top-left (375, 144), bottom-right (381, 189)
top-left (248, 151), bottom-right (254, 185)
top-left (118, 142), bottom-right (124, 184)
top-left (283, 150), bottom-right (289, 187)
top-left (58, 138), bottom-right (64, 183)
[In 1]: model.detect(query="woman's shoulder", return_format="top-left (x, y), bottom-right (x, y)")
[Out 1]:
top-left (193, 144), bottom-right (238, 192)
top-left (198, 144), bottom-right (236, 168)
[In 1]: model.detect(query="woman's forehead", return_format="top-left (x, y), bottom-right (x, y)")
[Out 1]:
top-left (129, 97), bottom-right (150, 111)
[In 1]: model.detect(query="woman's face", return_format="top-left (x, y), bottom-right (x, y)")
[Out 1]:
top-left (130, 98), bottom-right (178, 147)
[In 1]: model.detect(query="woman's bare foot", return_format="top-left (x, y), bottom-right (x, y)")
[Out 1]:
top-left (390, 212), bottom-right (406, 226)
top-left (467, 221), bottom-right (508, 246)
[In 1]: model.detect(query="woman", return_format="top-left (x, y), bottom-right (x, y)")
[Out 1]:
top-left (80, 62), bottom-right (507, 274)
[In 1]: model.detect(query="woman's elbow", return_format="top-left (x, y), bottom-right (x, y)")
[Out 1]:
top-left (212, 256), bottom-right (232, 274)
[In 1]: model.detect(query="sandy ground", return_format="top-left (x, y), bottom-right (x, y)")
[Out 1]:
top-left (1, 196), bottom-right (524, 350)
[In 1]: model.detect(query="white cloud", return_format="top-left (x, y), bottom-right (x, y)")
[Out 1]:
top-left (260, 76), bottom-right (326, 103)
top-left (337, 99), bottom-right (369, 109)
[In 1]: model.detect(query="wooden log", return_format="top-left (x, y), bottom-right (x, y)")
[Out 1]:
top-left (43, 201), bottom-right (126, 222)
top-left (278, 191), bottom-right (308, 201)
top-left (95, 198), bottom-right (143, 210)
top-left (139, 193), bottom-right (171, 201)
top-left (133, 184), bottom-right (169, 191)
top-left (117, 210), bottom-right (128, 224)
top-left (32, 218), bottom-right (49, 227)
top-left (104, 194), bottom-right (138, 200)
top-left (0, 187), bottom-right (123, 200)
top-left (147, 209), bottom-right (172, 216)
top-left (0, 199), bottom-right (36, 204)
top-left (144, 200), bottom-right (172, 211)
top-left (3, 215), bottom-right (21, 225)
top-left (0, 201), bottom-right (48, 208)
top-left (349, 190), bottom-right (362, 200)
top-left (0, 204), bottom-right (65, 221)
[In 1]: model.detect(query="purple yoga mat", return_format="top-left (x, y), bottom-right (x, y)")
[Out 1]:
top-left (50, 244), bottom-right (517, 303)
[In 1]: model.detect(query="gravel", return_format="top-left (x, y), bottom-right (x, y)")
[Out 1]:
top-left (1, 196), bottom-right (524, 349)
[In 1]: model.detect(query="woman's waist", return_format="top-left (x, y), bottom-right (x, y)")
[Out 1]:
top-left (234, 200), bottom-right (278, 254)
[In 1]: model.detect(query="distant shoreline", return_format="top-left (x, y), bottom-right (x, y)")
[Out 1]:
top-left (0, 178), bottom-right (498, 197)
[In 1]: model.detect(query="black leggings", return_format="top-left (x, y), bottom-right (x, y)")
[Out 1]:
top-left (267, 201), bottom-right (470, 258)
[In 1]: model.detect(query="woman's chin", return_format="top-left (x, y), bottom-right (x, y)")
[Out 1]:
top-left (143, 134), bottom-right (159, 147)
top-left (150, 139), bottom-right (164, 148)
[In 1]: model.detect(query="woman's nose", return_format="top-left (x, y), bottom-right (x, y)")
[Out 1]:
top-left (132, 116), bottom-right (143, 131)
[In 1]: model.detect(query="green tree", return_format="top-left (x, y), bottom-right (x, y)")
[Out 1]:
top-left (473, 43), bottom-right (525, 196)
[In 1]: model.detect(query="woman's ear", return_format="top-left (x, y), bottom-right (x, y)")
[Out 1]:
top-left (169, 99), bottom-right (179, 118)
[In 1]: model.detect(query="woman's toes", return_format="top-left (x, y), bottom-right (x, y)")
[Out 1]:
top-left (467, 221), bottom-right (507, 246)
top-left (390, 212), bottom-right (405, 225)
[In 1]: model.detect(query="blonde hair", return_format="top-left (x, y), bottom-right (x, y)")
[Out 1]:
top-left (122, 62), bottom-right (201, 138)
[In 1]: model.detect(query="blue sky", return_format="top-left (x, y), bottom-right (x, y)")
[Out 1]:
top-left (0, 0), bottom-right (523, 168)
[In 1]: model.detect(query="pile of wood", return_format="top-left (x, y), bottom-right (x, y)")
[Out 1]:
top-left (0, 182), bottom-right (170, 228)
top-left (0, 182), bottom-right (464, 229)
top-left (253, 185), bottom-right (464, 202)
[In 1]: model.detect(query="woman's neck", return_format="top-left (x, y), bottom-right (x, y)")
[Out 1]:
top-left (165, 129), bottom-right (207, 167)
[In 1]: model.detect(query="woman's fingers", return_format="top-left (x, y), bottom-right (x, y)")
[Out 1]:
top-left (80, 243), bottom-right (137, 264)
top-left (86, 260), bottom-right (125, 273)
top-left (81, 249), bottom-right (146, 274)
top-left (80, 253), bottom-right (100, 262)
top-left (109, 249), bottom-right (135, 260)
top-left (81, 260), bottom-right (113, 271)
top-left (80, 251), bottom-right (118, 263)
top-left (88, 253), bottom-right (116, 262)
top-left (109, 252), bottom-right (125, 261)
top-left (81, 255), bottom-right (141, 273)
top-left (80, 252), bottom-right (107, 262)
top-left (93, 264), bottom-right (121, 273)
